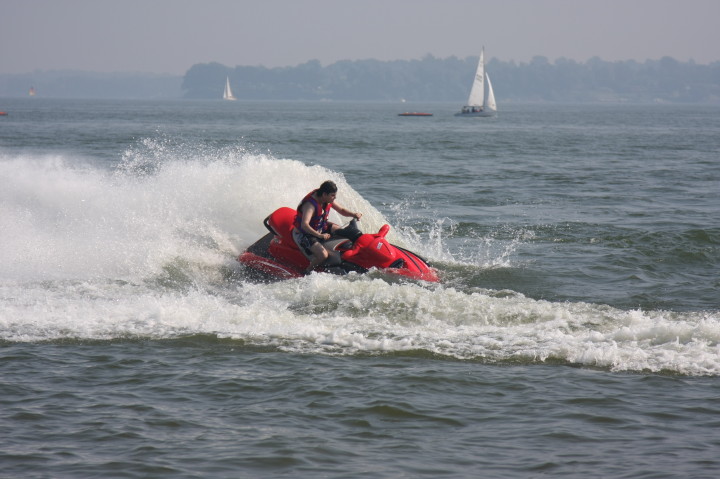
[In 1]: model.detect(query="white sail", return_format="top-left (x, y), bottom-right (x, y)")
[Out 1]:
top-left (485, 73), bottom-right (496, 111)
top-left (456, 46), bottom-right (497, 116)
top-left (466, 48), bottom-right (485, 107)
top-left (223, 76), bottom-right (236, 101)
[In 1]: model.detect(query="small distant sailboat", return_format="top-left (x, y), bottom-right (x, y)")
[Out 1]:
top-left (455, 47), bottom-right (496, 117)
top-left (223, 77), bottom-right (236, 101)
top-left (28, 86), bottom-right (36, 97)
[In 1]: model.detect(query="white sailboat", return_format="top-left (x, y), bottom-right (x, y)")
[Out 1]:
top-left (223, 76), bottom-right (236, 101)
top-left (456, 47), bottom-right (496, 117)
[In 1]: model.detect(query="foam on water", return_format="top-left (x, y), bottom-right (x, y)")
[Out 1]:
top-left (1, 145), bottom-right (718, 376)
top-left (2, 272), bottom-right (718, 375)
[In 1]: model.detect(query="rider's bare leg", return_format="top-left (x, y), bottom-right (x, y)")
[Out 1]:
top-left (305, 242), bottom-right (329, 273)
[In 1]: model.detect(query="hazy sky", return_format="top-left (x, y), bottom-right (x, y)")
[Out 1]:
top-left (2, 0), bottom-right (719, 75)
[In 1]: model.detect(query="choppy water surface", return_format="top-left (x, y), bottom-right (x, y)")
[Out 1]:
top-left (1, 99), bottom-right (719, 478)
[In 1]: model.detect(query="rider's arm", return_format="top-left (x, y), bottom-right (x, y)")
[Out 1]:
top-left (332, 202), bottom-right (362, 220)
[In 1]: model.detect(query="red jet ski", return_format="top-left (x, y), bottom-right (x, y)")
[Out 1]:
top-left (237, 207), bottom-right (439, 282)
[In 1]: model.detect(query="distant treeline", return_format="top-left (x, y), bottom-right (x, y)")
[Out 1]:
top-left (184, 56), bottom-right (720, 103)
top-left (2, 56), bottom-right (719, 103)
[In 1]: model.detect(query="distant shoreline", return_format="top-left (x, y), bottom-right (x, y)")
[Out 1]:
top-left (2, 56), bottom-right (719, 103)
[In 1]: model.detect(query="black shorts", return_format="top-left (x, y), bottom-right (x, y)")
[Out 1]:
top-left (292, 228), bottom-right (321, 257)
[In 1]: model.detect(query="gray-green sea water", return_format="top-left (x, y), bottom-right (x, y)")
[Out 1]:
top-left (1, 99), bottom-right (719, 478)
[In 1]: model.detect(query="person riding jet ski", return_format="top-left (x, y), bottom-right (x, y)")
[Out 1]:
top-left (293, 180), bottom-right (362, 274)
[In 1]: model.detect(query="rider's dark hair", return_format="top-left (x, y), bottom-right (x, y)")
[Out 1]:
top-left (318, 180), bottom-right (338, 195)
